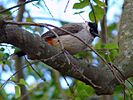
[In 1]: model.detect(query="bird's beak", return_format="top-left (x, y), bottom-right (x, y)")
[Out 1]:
top-left (92, 32), bottom-right (101, 38)
top-left (96, 33), bottom-right (101, 38)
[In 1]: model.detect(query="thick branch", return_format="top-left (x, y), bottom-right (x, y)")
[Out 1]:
top-left (0, 20), bottom-right (126, 95)
top-left (114, 0), bottom-right (133, 78)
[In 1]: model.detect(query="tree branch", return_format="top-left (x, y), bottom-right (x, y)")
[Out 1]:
top-left (0, 14), bottom-right (132, 95)
top-left (115, 0), bottom-right (133, 78)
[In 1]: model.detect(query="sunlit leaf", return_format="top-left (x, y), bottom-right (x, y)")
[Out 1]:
top-left (26, 17), bottom-right (32, 22)
top-left (11, 77), bottom-right (16, 82)
top-left (89, 5), bottom-right (104, 22)
top-left (94, 0), bottom-right (106, 7)
top-left (73, 0), bottom-right (89, 9)
top-left (15, 85), bottom-right (21, 98)
top-left (19, 79), bottom-right (29, 87)
top-left (75, 81), bottom-right (94, 99)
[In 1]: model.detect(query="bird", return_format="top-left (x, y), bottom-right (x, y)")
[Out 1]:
top-left (41, 22), bottom-right (99, 55)
top-left (12, 22), bottom-right (99, 57)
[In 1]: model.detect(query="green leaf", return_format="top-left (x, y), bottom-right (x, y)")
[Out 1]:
top-left (75, 97), bottom-right (81, 100)
top-left (74, 11), bottom-right (85, 14)
top-left (109, 49), bottom-right (119, 61)
top-left (3, 53), bottom-right (9, 59)
top-left (107, 23), bottom-right (117, 37)
top-left (73, 0), bottom-right (89, 9)
top-left (89, 5), bottom-right (104, 22)
top-left (102, 43), bottom-right (119, 61)
top-left (26, 17), bottom-right (32, 22)
top-left (75, 81), bottom-right (94, 99)
top-left (14, 47), bottom-right (22, 53)
top-left (105, 43), bottom-right (118, 49)
top-left (19, 79), bottom-right (29, 87)
top-left (114, 85), bottom-right (123, 94)
top-left (93, 0), bottom-right (106, 7)
top-left (11, 77), bottom-right (16, 82)
top-left (15, 85), bottom-right (21, 98)
top-left (0, 47), bottom-right (5, 51)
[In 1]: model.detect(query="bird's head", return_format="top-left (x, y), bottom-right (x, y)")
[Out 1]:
top-left (87, 22), bottom-right (100, 38)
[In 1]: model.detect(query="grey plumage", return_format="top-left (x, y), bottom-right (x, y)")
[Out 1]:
top-left (42, 22), bottom-right (97, 54)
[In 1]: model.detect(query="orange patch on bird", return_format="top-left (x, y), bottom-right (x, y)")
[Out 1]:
top-left (45, 37), bottom-right (54, 45)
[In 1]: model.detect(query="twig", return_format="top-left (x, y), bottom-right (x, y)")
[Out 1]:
top-left (62, 76), bottom-right (75, 96)
top-left (42, 0), bottom-right (53, 17)
top-left (78, 14), bottom-right (86, 22)
top-left (71, 63), bottom-right (101, 88)
top-left (89, 0), bottom-right (97, 23)
top-left (24, 56), bottom-right (46, 82)
top-left (0, 0), bottom-right (38, 14)
top-left (109, 63), bottom-right (132, 96)
top-left (0, 60), bottom-right (40, 91)
top-left (64, 0), bottom-right (71, 13)
top-left (111, 63), bottom-right (133, 87)
top-left (42, 51), bottom-right (63, 62)
top-left (3, 7), bottom-right (20, 20)
top-left (20, 82), bottom-right (45, 99)
top-left (0, 65), bottom-right (27, 90)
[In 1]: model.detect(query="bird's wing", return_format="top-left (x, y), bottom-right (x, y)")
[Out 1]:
top-left (41, 23), bottom-right (83, 38)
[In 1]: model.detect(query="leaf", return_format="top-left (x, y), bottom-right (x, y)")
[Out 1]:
top-left (73, 0), bottom-right (89, 9)
top-left (114, 85), bottom-right (123, 94)
top-left (101, 43), bottom-right (119, 61)
top-left (19, 79), bottom-right (29, 87)
top-left (75, 97), bottom-right (81, 100)
top-left (15, 85), bottom-right (21, 98)
top-left (14, 47), bottom-right (22, 53)
top-left (0, 47), bottom-right (5, 51)
top-left (89, 5), bottom-right (104, 22)
top-left (26, 17), bottom-right (32, 22)
top-left (105, 43), bottom-right (118, 49)
top-left (11, 77), bottom-right (16, 82)
top-left (93, 0), bottom-right (106, 7)
top-left (107, 23), bottom-right (117, 37)
top-left (3, 53), bottom-right (9, 59)
top-left (74, 11), bottom-right (85, 14)
top-left (75, 81), bottom-right (94, 99)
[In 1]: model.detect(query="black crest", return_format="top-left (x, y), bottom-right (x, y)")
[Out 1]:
top-left (88, 22), bottom-right (100, 38)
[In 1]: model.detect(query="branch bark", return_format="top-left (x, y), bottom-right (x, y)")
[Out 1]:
top-left (0, 0), bottom-right (133, 94)
top-left (0, 20), bottom-right (124, 95)
top-left (115, 0), bottom-right (133, 78)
